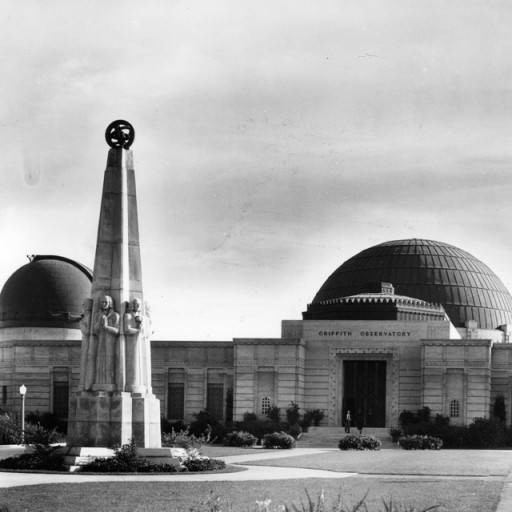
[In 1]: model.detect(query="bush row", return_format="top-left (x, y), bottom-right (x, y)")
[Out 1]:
top-left (160, 404), bottom-right (325, 445)
top-left (397, 407), bottom-right (512, 448)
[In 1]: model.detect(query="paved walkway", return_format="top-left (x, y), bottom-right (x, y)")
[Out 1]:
top-left (0, 447), bottom-right (353, 487)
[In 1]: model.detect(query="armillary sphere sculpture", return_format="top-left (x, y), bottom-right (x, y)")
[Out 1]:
top-left (105, 120), bottom-right (135, 149)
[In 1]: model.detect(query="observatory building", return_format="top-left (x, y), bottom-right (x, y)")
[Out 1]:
top-left (2, 238), bottom-right (512, 429)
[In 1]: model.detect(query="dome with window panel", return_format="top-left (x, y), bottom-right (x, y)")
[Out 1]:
top-left (0, 255), bottom-right (92, 329)
top-left (304, 239), bottom-right (512, 329)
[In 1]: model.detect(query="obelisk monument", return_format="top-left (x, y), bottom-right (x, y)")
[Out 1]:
top-left (68, 120), bottom-right (161, 448)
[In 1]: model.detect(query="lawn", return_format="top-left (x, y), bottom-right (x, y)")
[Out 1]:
top-left (0, 478), bottom-right (502, 512)
top-left (240, 449), bottom-right (512, 477)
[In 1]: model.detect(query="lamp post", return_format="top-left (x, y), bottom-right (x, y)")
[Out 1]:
top-left (19, 384), bottom-right (26, 444)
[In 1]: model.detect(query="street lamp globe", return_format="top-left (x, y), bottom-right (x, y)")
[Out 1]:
top-left (19, 384), bottom-right (27, 396)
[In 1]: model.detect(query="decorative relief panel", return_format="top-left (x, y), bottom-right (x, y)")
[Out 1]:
top-left (328, 347), bottom-right (399, 426)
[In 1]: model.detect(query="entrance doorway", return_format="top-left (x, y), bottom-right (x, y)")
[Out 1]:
top-left (342, 360), bottom-right (386, 428)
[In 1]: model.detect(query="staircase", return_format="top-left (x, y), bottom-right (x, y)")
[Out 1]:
top-left (297, 426), bottom-right (394, 448)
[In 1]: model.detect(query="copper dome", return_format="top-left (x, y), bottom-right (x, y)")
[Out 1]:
top-left (306, 239), bottom-right (512, 329)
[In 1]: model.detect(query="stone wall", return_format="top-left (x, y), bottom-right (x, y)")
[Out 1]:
top-left (422, 339), bottom-right (492, 424)
top-left (233, 338), bottom-right (305, 421)
top-left (151, 340), bottom-right (233, 422)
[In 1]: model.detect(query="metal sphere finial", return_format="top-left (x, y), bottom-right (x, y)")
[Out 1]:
top-left (105, 120), bottom-right (135, 149)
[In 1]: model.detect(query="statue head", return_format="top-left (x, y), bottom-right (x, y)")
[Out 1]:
top-left (131, 298), bottom-right (142, 313)
top-left (99, 295), bottom-right (113, 312)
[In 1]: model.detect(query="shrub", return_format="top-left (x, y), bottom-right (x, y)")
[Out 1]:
top-left (338, 434), bottom-right (362, 450)
top-left (161, 417), bottom-right (189, 435)
top-left (338, 434), bottom-right (381, 450)
top-left (310, 409), bottom-right (325, 426)
top-left (360, 435), bottom-right (381, 450)
top-left (182, 458), bottom-right (226, 472)
top-left (466, 417), bottom-right (506, 448)
top-left (300, 410), bottom-right (313, 431)
top-left (188, 410), bottom-right (226, 443)
top-left (25, 411), bottom-right (67, 434)
top-left (286, 402), bottom-right (300, 425)
top-left (162, 427), bottom-right (209, 449)
top-left (262, 431), bottom-right (295, 449)
top-left (0, 421), bottom-right (66, 471)
top-left (0, 443), bottom-right (66, 471)
top-left (0, 413), bottom-right (21, 444)
top-left (399, 435), bottom-right (443, 450)
top-left (223, 430), bottom-right (257, 447)
top-left (287, 423), bottom-right (302, 439)
top-left (266, 406), bottom-right (281, 423)
top-left (24, 423), bottom-right (62, 445)
top-left (234, 415), bottom-right (280, 441)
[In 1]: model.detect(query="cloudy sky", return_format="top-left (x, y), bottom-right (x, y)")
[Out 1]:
top-left (1, 1), bottom-right (512, 340)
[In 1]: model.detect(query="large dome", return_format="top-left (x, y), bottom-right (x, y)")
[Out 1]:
top-left (308, 239), bottom-right (512, 329)
top-left (0, 255), bottom-right (92, 329)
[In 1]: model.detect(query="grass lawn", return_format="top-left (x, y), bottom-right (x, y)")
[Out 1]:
top-left (241, 449), bottom-right (512, 476)
top-left (0, 478), bottom-right (502, 512)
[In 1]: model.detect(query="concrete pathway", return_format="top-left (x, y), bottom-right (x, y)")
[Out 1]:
top-left (0, 446), bottom-right (353, 488)
top-left (496, 470), bottom-right (512, 512)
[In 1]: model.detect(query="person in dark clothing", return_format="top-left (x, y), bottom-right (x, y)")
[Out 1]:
top-left (345, 410), bottom-right (351, 433)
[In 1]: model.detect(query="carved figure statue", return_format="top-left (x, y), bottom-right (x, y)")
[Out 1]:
top-left (93, 295), bottom-right (120, 387)
top-left (79, 298), bottom-right (93, 390)
top-left (124, 298), bottom-right (144, 391)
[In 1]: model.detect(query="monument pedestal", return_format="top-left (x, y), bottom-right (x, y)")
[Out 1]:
top-left (69, 390), bottom-right (161, 448)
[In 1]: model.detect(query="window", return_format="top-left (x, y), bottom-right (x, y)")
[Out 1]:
top-left (261, 396), bottom-right (272, 415)
top-left (167, 383), bottom-right (185, 420)
top-left (449, 399), bottom-right (460, 418)
top-left (2, 386), bottom-right (6, 405)
top-left (52, 368), bottom-right (69, 419)
top-left (206, 383), bottom-right (224, 420)
top-left (53, 382), bottom-right (69, 418)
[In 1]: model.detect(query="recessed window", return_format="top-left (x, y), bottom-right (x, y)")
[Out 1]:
top-left (2, 386), bottom-right (6, 405)
top-left (449, 399), bottom-right (460, 418)
top-left (261, 396), bottom-right (272, 415)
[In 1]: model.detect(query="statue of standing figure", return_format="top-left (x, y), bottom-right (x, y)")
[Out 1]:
top-left (124, 298), bottom-right (144, 392)
top-left (93, 295), bottom-right (120, 389)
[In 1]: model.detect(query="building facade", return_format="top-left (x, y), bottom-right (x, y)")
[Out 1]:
top-left (2, 239), bottom-right (512, 428)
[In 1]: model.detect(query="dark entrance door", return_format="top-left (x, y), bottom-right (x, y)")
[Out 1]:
top-left (342, 360), bottom-right (386, 428)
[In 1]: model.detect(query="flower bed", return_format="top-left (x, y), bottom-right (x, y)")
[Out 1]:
top-left (80, 441), bottom-right (226, 472)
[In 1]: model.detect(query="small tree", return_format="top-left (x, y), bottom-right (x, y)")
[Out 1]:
top-left (286, 402), bottom-right (300, 425)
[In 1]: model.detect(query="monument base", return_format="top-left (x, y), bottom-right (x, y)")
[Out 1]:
top-left (60, 446), bottom-right (180, 472)
top-left (68, 390), bottom-right (161, 448)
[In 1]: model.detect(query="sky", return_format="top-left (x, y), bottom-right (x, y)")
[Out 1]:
top-left (1, 1), bottom-right (512, 340)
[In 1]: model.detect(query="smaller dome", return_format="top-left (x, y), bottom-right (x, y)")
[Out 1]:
top-left (0, 255), bottom-right (92, 329)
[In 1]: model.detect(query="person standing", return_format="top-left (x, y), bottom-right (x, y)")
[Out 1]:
top-left (345, 410), bottom-right (352, 433)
